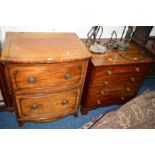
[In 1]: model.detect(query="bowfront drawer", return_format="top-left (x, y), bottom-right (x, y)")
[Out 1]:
top-left (94, 63), bottom-right (151, 78)
top-left (16, 89), bottom-right (80, 119)
top-left (9, 61), bottom-right (86, 92)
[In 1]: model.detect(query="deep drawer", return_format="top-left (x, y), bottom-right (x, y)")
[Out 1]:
top-left (9, 61), bottom-right (86, 91)
top-left (16, 89), bottom-right (80, 119)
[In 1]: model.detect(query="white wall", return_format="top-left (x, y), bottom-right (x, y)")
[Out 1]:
top-left (0, 27), bottom-right (2, 42)
top-left (0, 26), bottom-right (126, 43)
top-left (150, 27), bottom-right (155, 36)
top-left (1, 26), bottom-right (154, 45)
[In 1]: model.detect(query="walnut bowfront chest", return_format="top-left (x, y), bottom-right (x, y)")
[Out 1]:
top-left (0, 32), bottom-right (91, 126)
top-left (81, 40), bottom-right (153, 114)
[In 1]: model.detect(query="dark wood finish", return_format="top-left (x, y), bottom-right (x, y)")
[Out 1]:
top-left (132, 27), bottom-right (155, 76)
top-left (0, 64), bottom-right (13, 111)
top-left (91, 73), bottom-right (145, 88)
top-left (0, 32), bottom-right (91, 126)
top-left (132, 26), bottom-right (153, 44)
top-left (81, 39), bottom-right (154, 114)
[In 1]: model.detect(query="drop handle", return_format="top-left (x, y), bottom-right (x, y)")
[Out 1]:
top-left (135, 67), bottom-right (140, 72)
top-left (64, 73), bottom-right (72, 79)
top-left (130, 77), bottom-right (135, 82)
top-left (104, 80), bottom-right (108, 86)
top-left (121, 96), bottom-right (125, 101)
top-left (97, 100), bottom-right (101, 105)
top-left (107, 69), bottom-right (112, 75)
top-left (31, 104), bottom-right (39, 110)
top-left (62, 99), bottom-right (69, 105)
top-left (101, 90), bottom-right (104, 95)
top-left (126, 86), bottom-right (131, 92)
top-left (27, 77), bottom-right (37, 84)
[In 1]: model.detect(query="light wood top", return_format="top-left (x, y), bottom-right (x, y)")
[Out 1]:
top-left (0, 32), bottom-right (91, 63)
top-left (82, 39), bottom-right (154, 66)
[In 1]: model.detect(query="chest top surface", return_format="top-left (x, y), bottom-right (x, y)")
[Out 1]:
top-left (90, 40), bottom-right (153, 67)
top-left (0, 32), bottom-right (91, 63)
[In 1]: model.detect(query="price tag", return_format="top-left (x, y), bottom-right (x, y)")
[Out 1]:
top-left (133, 57), bottom-right (138, 61)
top-left (47, 57), bottom-right (54, 61)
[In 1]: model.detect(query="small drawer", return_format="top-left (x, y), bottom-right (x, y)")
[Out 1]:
top-left (16, 89), bottom-right (80, 119)
top-left (86, 95), bottom-right (133, 108)
top-left (88, 83), bottom-right (139, 100)
top-left (94, 63), bottom-right (151, 78)
top-left (91, 75), bottom-right (144, 88)
top-left (9, 61), bottom-right (86, 91)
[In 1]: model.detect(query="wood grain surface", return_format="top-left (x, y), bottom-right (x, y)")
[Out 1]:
top-left (8, 61), bottom-right (86, 92)
top-left (81, 39), bottom-right (154, 114)
top-left (16, 89), bottom-right (80, 119)
top-left (1, 32), bottom-right (91, 63)
top-left (82, 39), bottom-right (153, 66)
top-left (0, 33), bottom-right (91, 126)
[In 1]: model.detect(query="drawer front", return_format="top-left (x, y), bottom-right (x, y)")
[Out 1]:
top-left (86, 95), bottom-right (133, 108)
top-left (91, 75), bottom-right (144, 88)
top-left (86, 80), bottom-right (141, 108)
top-left (9, 62), bottom-right (86, 91)
top-left (16, 89), bottom-right (80, 119)
top-left (88, 83), bottom-right (140, 100)
top-left (94, 63), bottom-right (151, 78)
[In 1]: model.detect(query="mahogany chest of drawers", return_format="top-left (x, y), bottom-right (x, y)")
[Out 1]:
top-left (0, 32), bottom-right (91, 126)
top-left (81, 40), bottom-right (154, 114)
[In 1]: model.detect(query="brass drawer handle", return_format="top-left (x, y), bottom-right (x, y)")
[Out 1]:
top-left (101, 90), bottom-right (104, 95)
top-left (107, 69), bottom-right (112, 76)
top-left (31, 104), bottom-right (39, 110)
top-left (104, 80), bottom-right (109, 86)
top-left (126, 86), bottom-right (131, 92)
top-left (62, 99), bottom-right (69, 105)
top-left (64, 73), bottom-right (72, 79)
top-left (121, 96), bottom-right (125, 101)
top-left (135, 67), bottom-right (140, 73)
top-left (27, 77), bottom-right (37, 84)
top-left (97, 100), bottom-right (101, 105)
top-left (130, 77), bottom-right (135, 82)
